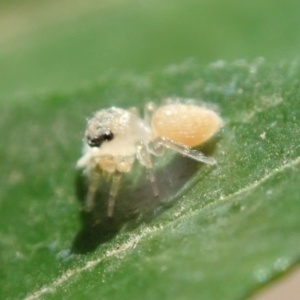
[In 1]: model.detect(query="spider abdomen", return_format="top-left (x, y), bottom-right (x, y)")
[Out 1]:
top-left (151, 104), bottom-right (223, 147)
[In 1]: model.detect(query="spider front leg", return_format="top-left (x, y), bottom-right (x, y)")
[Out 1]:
top-left (107, 172), bottom-right (122, 217)
top-left (136, 141), bottom-right (159, 197)
top-left (85, 168), bottom-right (102, 211)
top-left (152, 136), bottom-right (216, 165)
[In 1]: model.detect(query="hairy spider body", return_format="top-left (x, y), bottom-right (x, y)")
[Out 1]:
top-left (77, 101), bottom-right (222, 216)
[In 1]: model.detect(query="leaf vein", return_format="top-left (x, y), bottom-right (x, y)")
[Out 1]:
top-left (24, 156), bottom-right (300, 300)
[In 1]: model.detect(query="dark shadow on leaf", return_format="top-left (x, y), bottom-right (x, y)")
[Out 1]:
top-left (71, 139), bottom-right (218, 254)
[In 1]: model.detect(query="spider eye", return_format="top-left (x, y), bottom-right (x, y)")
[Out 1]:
top-left (87, 131), bottom-right (114, 148)
top-left (102, 131), bottom-right (114, 141)
top-left (88, 136), bottom-right (102, 148)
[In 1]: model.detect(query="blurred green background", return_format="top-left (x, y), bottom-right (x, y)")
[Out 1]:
top-left (0, 0), bottom-right (299, 99)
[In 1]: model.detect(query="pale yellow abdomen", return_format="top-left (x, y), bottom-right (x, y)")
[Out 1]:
top-left (151, 104), bottom-right (223, 147)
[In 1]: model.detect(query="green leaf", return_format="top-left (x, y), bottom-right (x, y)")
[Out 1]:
top-left (1, 0), bottom-right (300, 98)
top-left (1, 58), bottom-right (300, 300)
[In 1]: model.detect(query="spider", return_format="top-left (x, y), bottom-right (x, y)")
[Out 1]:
top-left (77, 99), bottom-right (223, 216)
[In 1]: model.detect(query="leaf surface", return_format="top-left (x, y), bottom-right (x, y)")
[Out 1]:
top-left (1, 59), bottom-right (300, 299)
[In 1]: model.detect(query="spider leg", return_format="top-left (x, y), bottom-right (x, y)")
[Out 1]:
top-left (85, 168), bottom-right (102, 211)
top-left (144, 102), bottom-right (157, 125)
top-left (107, 172), bottom-right (122, 217)
top-left (153, 136), bottom-right (216, 165)
top-left (136, 141), bottom-right (159, 197)
top-left (129, 106), bottom-right (139, 116)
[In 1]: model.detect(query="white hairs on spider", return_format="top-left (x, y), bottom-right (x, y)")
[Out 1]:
top-left (77, 98), bottom-right (223, 217)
